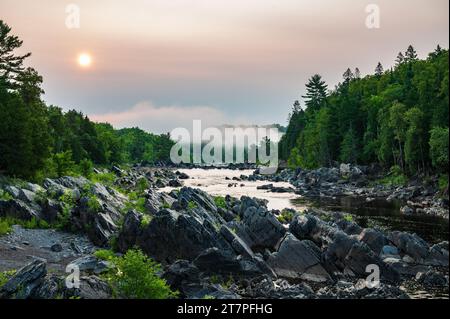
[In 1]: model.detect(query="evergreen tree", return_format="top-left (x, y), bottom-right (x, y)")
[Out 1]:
top-left (375, 62), bottom-right (384, 76)
top-left (302, 74), bottom-right (328, 112)
top-left (405, 45), bottom-right (418, 62)
top-left (395, 52), bottom-right (404, 66)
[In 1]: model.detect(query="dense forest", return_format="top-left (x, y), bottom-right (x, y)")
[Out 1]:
top-left (279, 45), bottom-right (449, 176)
top-left (0, 21), bottom-right (174, 181)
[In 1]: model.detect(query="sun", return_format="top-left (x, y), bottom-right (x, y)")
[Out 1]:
top-left (78, 53), bottom-right (92, 67)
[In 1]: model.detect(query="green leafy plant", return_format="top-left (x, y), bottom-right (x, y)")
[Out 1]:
top-left (0, 270), bottom-right (16, 287)
top-left (187, 201), bottom-right (198, 210)
top-left (105, 249), bottom-right (178, 299)
top-left (0, 189), bottom-right (13, 201)
top-left (214, 196), bottom-right (227, 209)
top-left (94, 249), bottom-right (116, 261)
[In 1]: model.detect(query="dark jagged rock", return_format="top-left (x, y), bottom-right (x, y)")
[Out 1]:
top-left (0, 259), bottom-right (47, 299)
top-left (268, 233), bottom-right (331, 282)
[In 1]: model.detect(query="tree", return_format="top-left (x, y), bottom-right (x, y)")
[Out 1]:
top-left (405, 45), bottom-right (418, 62)
top-left (395, 52), bottom-right (404, 66)
top-left (429, 127), bottom-right (449, 172)
top-left (389, 102), bottom-right (408, 171)
top-left (0, 20), bottom-right (31, 88)
top-left (343, 68), bottom-right (354, 83)
top-left (404, 107), bottom-right (426, 173)
top-left (340, 127), bottom-right (358, 164)
top-left (302, 74), bottom-right (328, 112)
top-left (354, 68), bottom-right (361, 79)
top-left (375, 62), bottom-right (384, 76)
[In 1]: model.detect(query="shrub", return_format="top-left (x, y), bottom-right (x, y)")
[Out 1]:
top-left (0, 270), bottom-right (16, 287)
top-left (79, 159), bottom-right (94, 178)
top-left (94, 249), bottom-right (116, 261)
top-left (0, 189), bottom-right (13, 201)
top-left (140, 215), bottom-right (152, 229)
top-left (0, 218), bottom-right (12, 236)
top-left (214, 196), bottom-right (227, 209)
top-left (90, 172), bottom-right (116, 186)
top-left (188, 201), bottom-right (197, 210)
top-left (379, 165), bottom-right (408, 186)
top-left (277, 209), bottom-right (295, 224)
top-left (106, 249), bottom-right (178, 299)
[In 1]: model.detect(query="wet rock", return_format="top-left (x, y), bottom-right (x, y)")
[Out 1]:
top-left (416, 270), bottom-right (448, 287)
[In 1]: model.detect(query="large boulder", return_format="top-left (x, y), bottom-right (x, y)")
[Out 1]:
top-left (240, 205), bottom-right (286, 251)
top-left (268, 233), bottom-right (331, 282)
top-left (119, 209), bottom-right (232, 264)
top-left (388, 231), bottom-right (430, 262)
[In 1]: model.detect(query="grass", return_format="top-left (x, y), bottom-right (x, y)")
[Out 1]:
top-left (90, 172), bottom-right (116, 187)
top-left (0, 216), bottom-right (50, 236)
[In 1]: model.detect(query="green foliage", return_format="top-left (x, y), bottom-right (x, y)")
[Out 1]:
top-left (0, 189), bottom-right (13, 201)
top-left (86, 195), bottom-right (101, 213)
top-left (429, 127), bottom-right (449, 172)
top-left (90, 172), bottom-right (116, 186)
top-left (105, 249), bottom-right (178, 299)
top-left (438, 174), bottom-right (449, 193)
top-left (379, 165), bottom-right (408, 186)
top-left (213, 196), bottom-right (227, 209)
top-left (343, 214), bottom-right (354, 222)
top-left (0, 218), bottom-right (12, 235)
top-left (281, 45), bottom-right (449, 175)
top-left (79, 159), bottom-right (94, 178)
top-left (277, 209), bottom-right (296, 224)
top-left (94, 249), bottom-right (116, 261)
top-left (187, 201), bottom-right (198, 210)
top-left (140, 215), bottom-right (152, 229)
top-left (52, 151), bottom-right (76, 177)
top-left (0, 270), bottom-right (16, 287)
top-left (0, 216), bottom-right (49, 235)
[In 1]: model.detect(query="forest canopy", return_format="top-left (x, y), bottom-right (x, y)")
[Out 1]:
top-left (280, 45), bottom-right (449, 175)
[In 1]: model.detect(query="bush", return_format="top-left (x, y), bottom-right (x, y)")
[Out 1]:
top-left (79, 159), bottom-right (94, 178)
top-left (0, 218), bottom-right (12, 236)
top-left (91, 172), bottom-right (116, 186)
top-left (0, 270), bottom-right (16, 287)
top-left (379, 165), bottom-right (408, 186)
top-left (106, 249), bottom-right (178, 299)
top-left (214, 196), bottom-right (227, 209)
top-left (0, 189), bottom-right (13, 201)
top-left (94, 249), bottom-right (116, 261)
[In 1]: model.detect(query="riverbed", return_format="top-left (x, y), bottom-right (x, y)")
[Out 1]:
top-left (160, 168), bottom-right (449, 243)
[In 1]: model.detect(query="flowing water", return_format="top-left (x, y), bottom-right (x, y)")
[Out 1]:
top-left (160, 168), bottom-right (449, 243)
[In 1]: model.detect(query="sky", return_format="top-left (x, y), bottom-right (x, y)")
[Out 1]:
top-left (1, 0), bottom-right (448, 133)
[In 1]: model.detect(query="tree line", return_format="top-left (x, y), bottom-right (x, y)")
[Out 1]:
top-left (279, 45), bottom-right (449, 176)
top-left (0, 21), bottom-right (174, 180)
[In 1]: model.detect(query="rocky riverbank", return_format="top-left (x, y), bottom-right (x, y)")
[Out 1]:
top-left (0, 165), bottom-right (448, 299)
top-left (248, 164), bottom-right (449, 220)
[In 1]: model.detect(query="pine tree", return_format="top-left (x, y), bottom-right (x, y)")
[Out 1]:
top-left (0, 20), bottom-right (31, 88)
top-left (395, 52), bottom-right (404, 66)
top-left (343, 68), bottom-right (354, 82)
top-left (354, 68), bottom-right (361, 79)
top-left (405, 45), bottom-right (418, 62)
top-left (375, 62), bottom-right (384, 76)
top-left (302, 74), bottom-right (328, 112)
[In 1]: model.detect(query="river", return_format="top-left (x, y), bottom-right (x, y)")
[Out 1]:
top-left (160, 168), bottom-right (449, 243)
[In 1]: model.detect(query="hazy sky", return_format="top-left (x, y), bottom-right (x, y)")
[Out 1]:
top-left (1, 0), bottom-right (448, 133)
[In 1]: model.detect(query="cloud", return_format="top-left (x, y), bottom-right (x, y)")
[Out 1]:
top-left (90, 101), bottom-right (247, 134)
